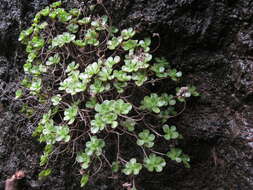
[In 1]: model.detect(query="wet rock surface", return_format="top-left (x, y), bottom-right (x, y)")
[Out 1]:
top-left (0, 0), bottom-right (253, 189)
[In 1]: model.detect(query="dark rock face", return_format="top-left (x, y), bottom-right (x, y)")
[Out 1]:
top-left (0, 0), bottom-right (252, 189)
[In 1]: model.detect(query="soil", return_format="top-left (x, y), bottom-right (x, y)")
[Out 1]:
top-left (0, 0), bottom-right (252, 189)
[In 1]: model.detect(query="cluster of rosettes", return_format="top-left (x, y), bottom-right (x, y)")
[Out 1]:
top-left (16, 1), bottom-right (199, 188)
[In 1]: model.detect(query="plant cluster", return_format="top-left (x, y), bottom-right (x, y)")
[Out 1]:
top-left (17, 1), bottom-right (199, 188)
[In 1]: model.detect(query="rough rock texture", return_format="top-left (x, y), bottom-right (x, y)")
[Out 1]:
top-left (0, 0), bottom-right (253, 189)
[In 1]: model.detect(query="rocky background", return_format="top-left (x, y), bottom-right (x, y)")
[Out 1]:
top-left (0, 0), bottom-right (253, 189)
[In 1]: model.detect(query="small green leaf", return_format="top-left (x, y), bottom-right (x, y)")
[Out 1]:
top-left (112, 161), bottom-right (120, 172)
top-left (15, 89), bottom-right (23, 99)
top-left (69, 8), bottom-right (80, 16)
top-left (40, 7), bottom-right (50, 16)
top-left (19, 27), bottom-right (34, 42)
top-left (45, 54), bottom-right (59, 65)
top-left (150, 57), bottom-right (170, 78)
top-left (30, 78), bottom-right (42, 93)
top-left (85, 97), bottom-right (97, 109)
top-left (51, 94), bottom-right (62, 106)
top-left (55, 125), bottom-right (70, 142)
top-left (80, 174), bottom-right (89, 187)
top-left (91, 15), bottom-right (108, 31)
top-left (166, 148), bottom-right (190, 167)
top-left (121, 28), bottom-right (136, 40)
top-left (56, 8), bottom-right (72, 22)
top-left (113, 70), bottom-right (131, 82)
top-left (107, 37), bottom-right (122, 50)
top-left (66, 61), bottom-right (79, 73)
top-left (121, 119), bottom-right (136, 132)
top-left (137, 130), bottom-right (155, 148)
top-left (89, 80), bottom-right (106, 95)
top-left (38, 169), bottom-right (52, 180)
top-left (90, 114), bottom-right (106, 133)
top-left (113, 81), bottom-right (127, 93)
top-left (52, 32), bottom-right (75, 48)
top-left (144, 154), bottom-right (166, 172)
top-left (50, 1), bottom-right (62, 8)
top-left (73, 40), bottom-right (86, 47)
top-left (132, 72), bottom-right (148, 86)
top-left (85, 62), bottom-right (100, 76)
top-left (40, 154), bottom-right (49, 166)
top-left (139, 37), bottom-right (151, 52)
top-left (163, 125), bottom-right (179, 140)
top-left (85, 29), bottom-right (99, 46)
top-left (78, 17), bottom-right (91, 25)
top-left (49, 10), bottom-right (57, 19)
top-left (67, 23), bottom-right (79, 33)
top-left (110, 26), bottom-right (119, 34)
top-left (189, 86), bottom-right (199, 96)
top-left (122, 40), bottom-right (138, 51)
top-left (63, 103), bottom-right (78, 124)
top-left (122, 158), bottom-right (142, 175)
top-left (85, 136), bottom-right (105, 156)
top-left (140, 93), bottom-right (167, 113)
top-left (76, 152), bottom-right (90, 169)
